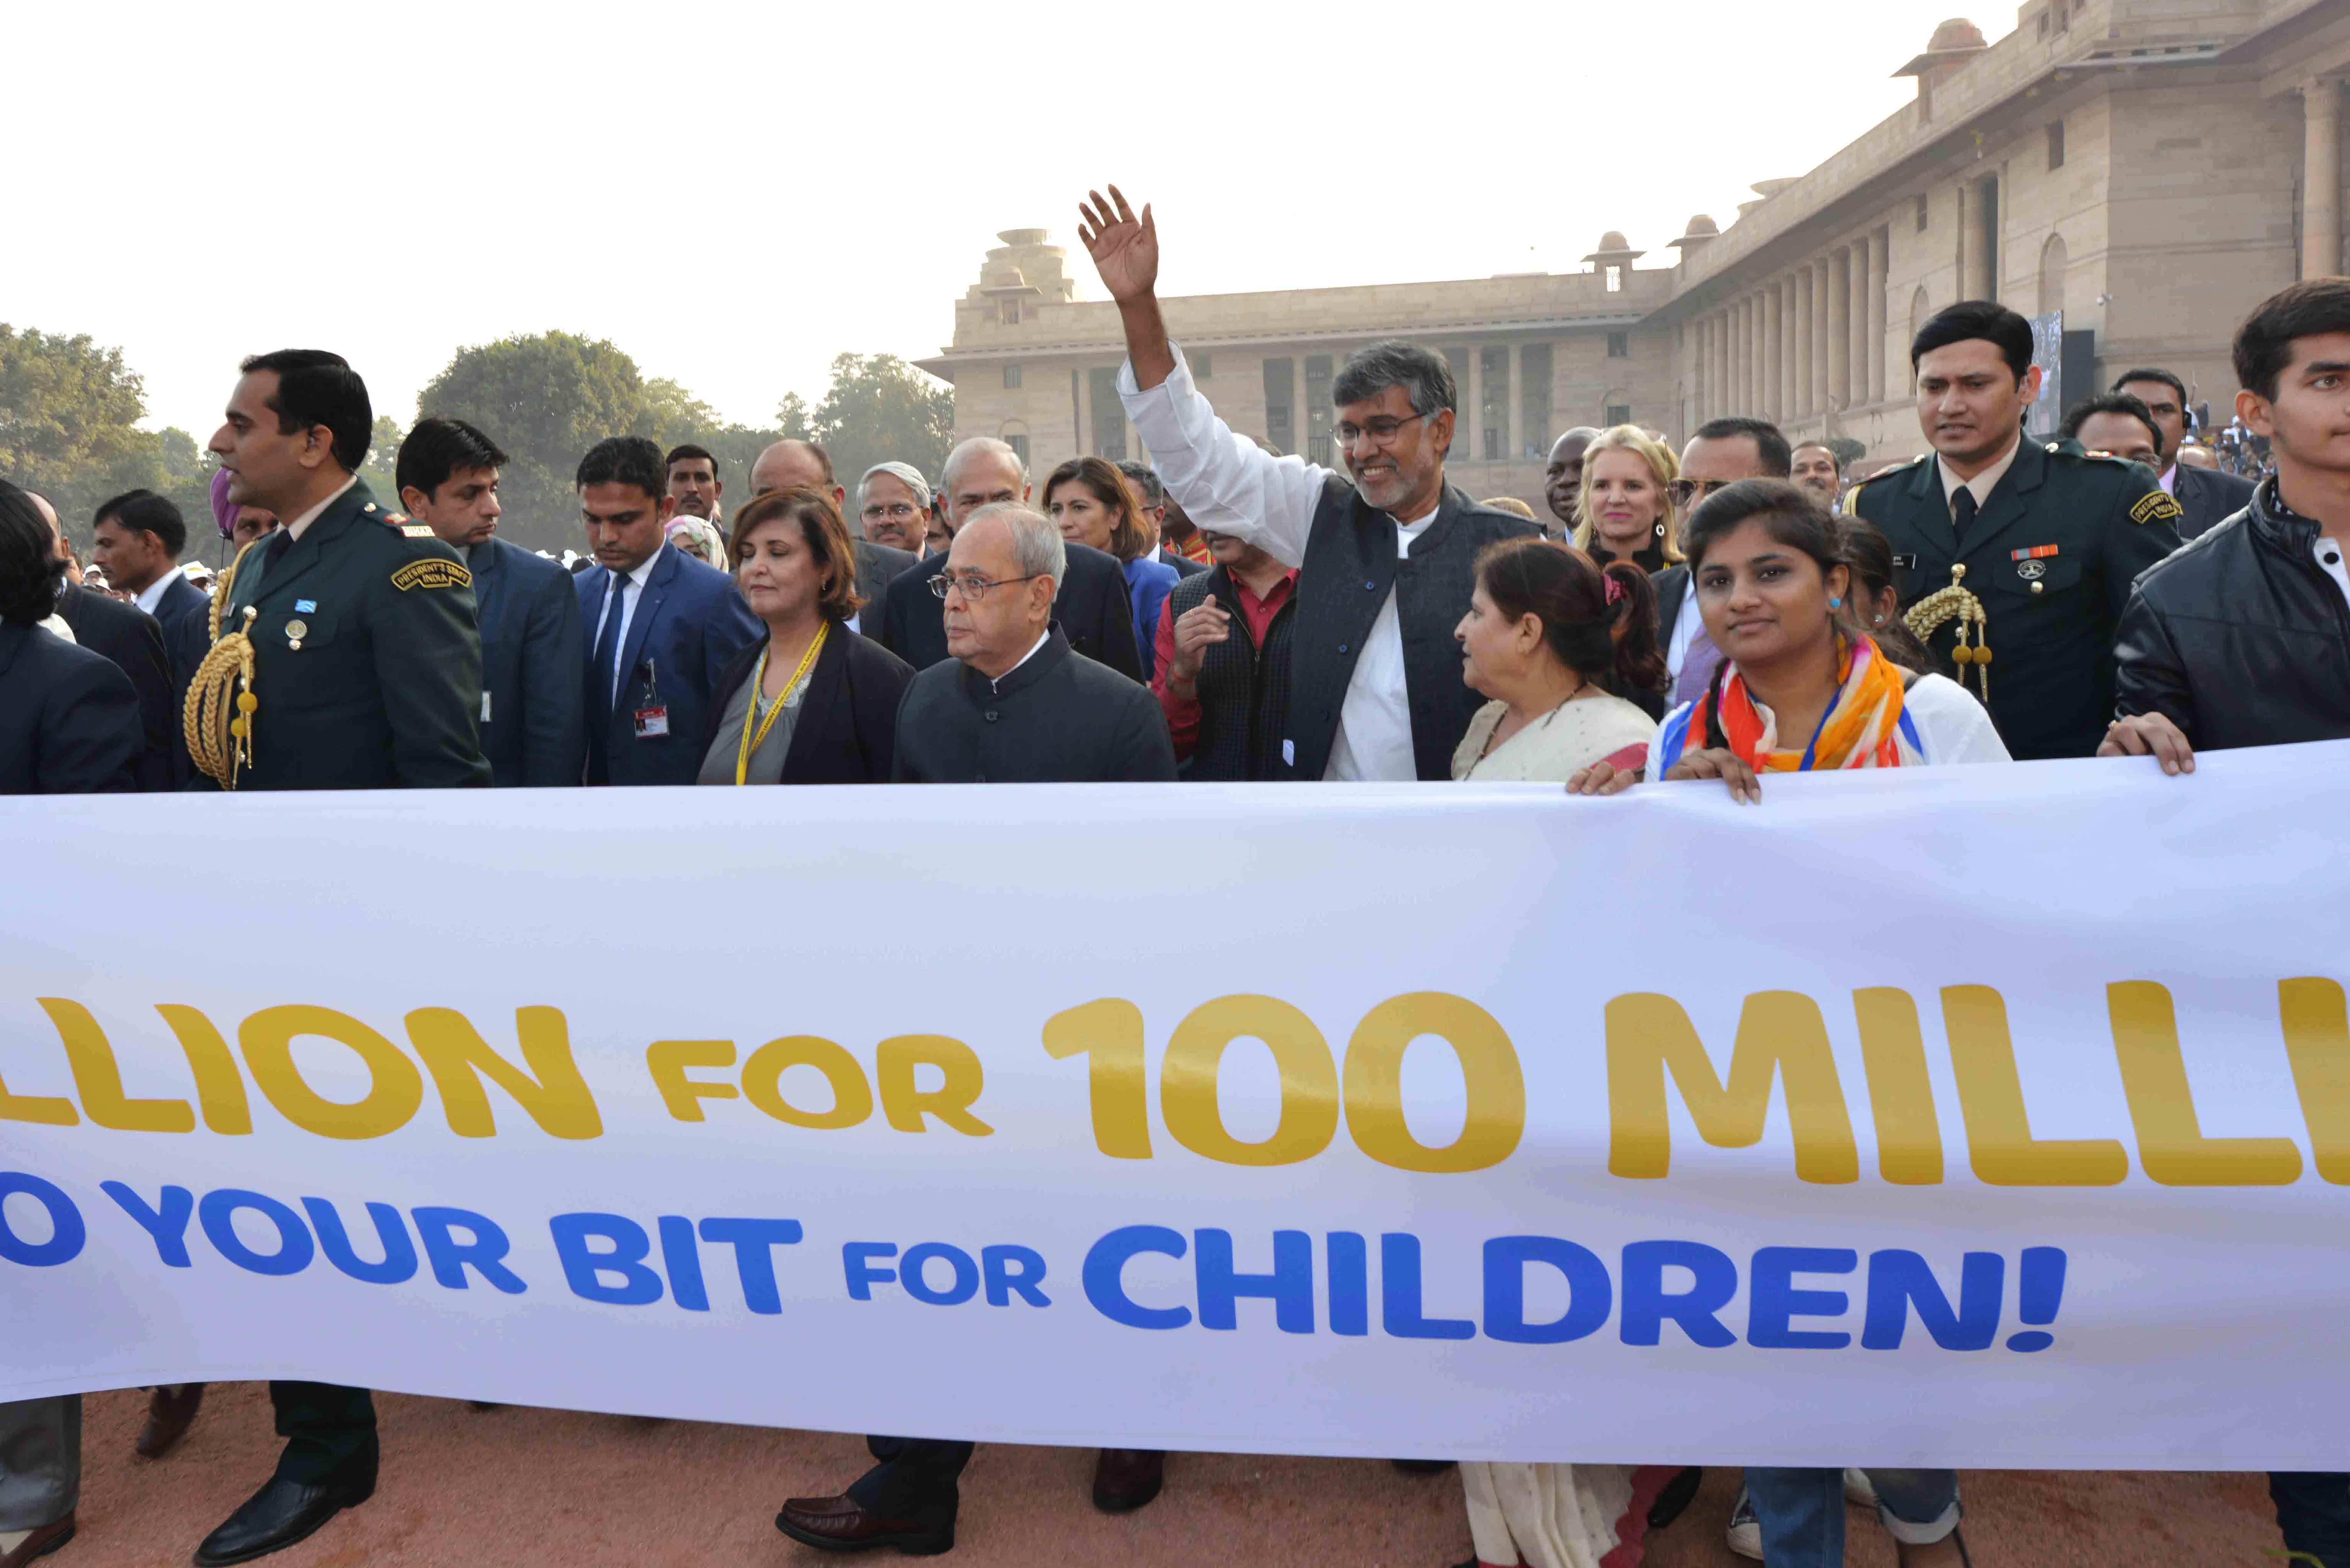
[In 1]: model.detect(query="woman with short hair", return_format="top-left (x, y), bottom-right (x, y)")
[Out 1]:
top-left (1043, 456), bottom-right (1180, 680)
top-left (696, 488), bottom-right (913, 786)
top-left (1572, 425), bottom-right (1684, 574)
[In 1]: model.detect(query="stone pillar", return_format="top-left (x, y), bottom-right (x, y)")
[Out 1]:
top-left (1746, 297), bottom-right (1761, 415)
top-left (1828, 249), bottom-right (1853, 408)
top-left (1715, 311), bottom-right (1731, 425)
top-left (1464, 345), bottom-right (1485, 462)
top-left (1849, 255), bottom-right (1870, 409)
top-left (1780, 279), bottom-right (1798, 420)
top-left (1761, 287), bottom-right (1783, 423)
top-left (2305, 78), bottom-right (2343, 278)
top-left (1812, 259), bottom-right (1833, 415)
top-left (1795, 268), bottom-right (1815, 417)
top-left (1866, 229), bottom-right (1890, 403)
top-left (1507, 341), bottom-right (1524, 461)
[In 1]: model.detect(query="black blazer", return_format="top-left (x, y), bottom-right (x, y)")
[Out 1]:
top-left (56, 581), bottom-right (175, 791)
top-left (697, 622), bottom-right (916, 784)
top-left (2173, 463), bottom-right (2256, 542)
top-left (150, 572), bottom-right (211, 678)
top-left (854, 539), bottom-right (919, 614)
top-left (0, 620), bottom-right (142, 794)
top-left (876, 540), bottom-right (1142, 680)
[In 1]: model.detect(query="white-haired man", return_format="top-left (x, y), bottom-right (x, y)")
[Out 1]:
top-left (856, 462), bottom-right (933, 554)
top-left (874, 438), bottom-right (1141, 677)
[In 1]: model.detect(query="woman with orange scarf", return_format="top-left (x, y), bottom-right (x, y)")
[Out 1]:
top-left (1571, 479), bottom-right (2005, 801)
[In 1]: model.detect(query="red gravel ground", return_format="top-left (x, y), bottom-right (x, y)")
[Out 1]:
top-left (54, 1383), bottom-right (2290, 1567)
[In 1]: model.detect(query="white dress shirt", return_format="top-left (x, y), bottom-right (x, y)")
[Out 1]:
top-left (283, 475), bottom-right (359, 542)
top-left (1937, 432), bottom-right (2023, 518)
top-left (1665, 575), bottom-right (1702, 681)
top-left (987, 628), bottom-right (1053, 693)
top-left (2316, 531), bottom-right (2350, 615)
top-left (2158, 462), bottom-right (2178, 496)
top-left (1119, 345), bottom-right (1424, 781)
top-left (133, 565), bottom-right (185, 617)
top-left (594, 552), bottom-right (663, 702)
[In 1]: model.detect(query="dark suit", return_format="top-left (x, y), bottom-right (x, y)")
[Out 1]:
top-left (0, 621), bottom-right (141, 793)
top-left (876, 541), bottom-right (1142, 679)
top-left (697, 625), bottom-right (915, 784)
top-left (469, 537), bottom-right (585, 786)
top-left (853, 539), bottom-right (918, 618)
top-left (148, 571), bottom-right (211, 675)
top-left (576, 542), bottom-right (763, 786)
top-left (1160, 548), bottom-right (1208, 579)
top-left (56, 581), bottom-right (174, 791)
top-left (2172, 463), bottom-right (2256, 542)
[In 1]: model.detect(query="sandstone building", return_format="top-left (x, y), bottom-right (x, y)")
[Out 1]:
top-left (919, 0), bottom-right (2350, 503)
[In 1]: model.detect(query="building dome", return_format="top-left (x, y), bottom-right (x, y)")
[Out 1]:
top-left (1596, 230), bottom-right (1631, 253)
top-left (1927, 17), bottom-right (1986, 52)
top-left (997, 228), bottom-right (1050, 246)
top-left (1682, 215), bottom-right (1719, 237)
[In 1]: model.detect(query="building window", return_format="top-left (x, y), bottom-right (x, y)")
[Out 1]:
top-left (1262, 357), bottom-right (1294, 455)
top-left (1087, 366), bottom-right (1127, 461)
top-left (1006, 433), bottom-right (1029, 466)
top-left (1480, 346), bottom-right (1508, 462)
top-left (1605, 266), bottom-right (1623, 293)
top-left (2047, 119), bottom-right (2066, 170)
top-left (1303, 355), bottom-right (1335, 466)
top-left (1606, 331), bottom-right (1630, 359)
top-left (1520, 344), bottom-right (1553, 460)
top-left (1193, 353), bottom-right (1212, 380)
top-left (998, 298), bottom-right (1020, 325)
top-left (1605, 403), bottom-right (1632, 428)
top-left (1915, 193), bottom-right (1929, 232)
top-left (1003, 363), bottom-right (1022, 389)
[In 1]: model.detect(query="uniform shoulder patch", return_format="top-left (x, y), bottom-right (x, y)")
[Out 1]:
top-left (2129, 490), bottom-right (2185, 526)
top-left (391, 559), bottom-right (472, 591)
top-left (380, 511), bottom-right (435, 538)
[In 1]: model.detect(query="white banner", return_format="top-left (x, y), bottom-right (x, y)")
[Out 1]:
top-left (5, 746), bottom-right (2349, 1472)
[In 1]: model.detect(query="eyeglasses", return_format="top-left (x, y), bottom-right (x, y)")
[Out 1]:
top-left (928, 571), bottom-right (1043, 602)
top-left (1667, 477), bottom-right (1730, 508)
top-left (863, 502), bottom-right (921, 522)
top-left (1333, 412), bottom-right (1431, 449)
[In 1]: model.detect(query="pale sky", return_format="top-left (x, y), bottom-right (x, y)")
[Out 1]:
top-left (14, 0), bottom-right (1983, 439)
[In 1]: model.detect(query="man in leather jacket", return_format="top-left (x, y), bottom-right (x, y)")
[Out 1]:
top-left (2106, 277), bottom-right (2350, 766)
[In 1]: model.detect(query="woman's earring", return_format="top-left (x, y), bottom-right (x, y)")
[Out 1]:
top-left (1653, 522), bottom-right (1665, 537)
top-left (1828, 596), bottom-right (1843, 609)
top-left (1874, 614), bottom-right (1888, 625)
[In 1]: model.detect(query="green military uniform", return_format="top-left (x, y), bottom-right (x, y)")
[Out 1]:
top-left (1850, 436), bottom-right (2184, 760)
top-left (193, 477), bottom-right (491, 790)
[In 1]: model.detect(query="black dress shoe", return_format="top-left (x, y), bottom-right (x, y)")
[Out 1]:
top-left (775, 1494), bottom-right (952, 1555)
top-left (0, 1514), bottom-right (74, 1568)
top-left (1091, 1448), bottom-right (1165, 1513)
top-left (137, 1383), bottom-right (205, 1459)
top-left (1391, 1458), bottom-right (1456, 1475)
top-left (1647, 1466), bottom-right (1704, 1530)
top-left (193, 1468), bottom-right (375, 1566)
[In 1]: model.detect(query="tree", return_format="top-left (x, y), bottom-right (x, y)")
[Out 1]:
top-left (0, 325), bottom-right (214, 553)
top-left (359, 415), bottom-right (405, 505)
top-left (809, 354), bottom-right (953, 496)
top-left (413, 332), bottom-right (666, 550)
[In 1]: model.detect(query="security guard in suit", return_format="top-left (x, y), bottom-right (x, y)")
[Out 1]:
top-left (185, 351), bottom-right (488, 1568)
top-left (1851, 302), bottom-right (2184, 761)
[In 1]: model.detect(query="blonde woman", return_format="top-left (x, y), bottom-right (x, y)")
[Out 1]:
top-left (1572, 425), bottom-right (1683, 574)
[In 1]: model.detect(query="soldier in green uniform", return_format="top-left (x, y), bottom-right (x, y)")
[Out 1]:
top-left (183, 351), bottom-right (487, 1568)
top-left (1850, 301), bottom-right (2183, 760)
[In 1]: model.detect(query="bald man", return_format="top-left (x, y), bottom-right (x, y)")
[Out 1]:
top-left (873, 437), bottom-right (1142, 677)
top-left (748, 438), bottom-right (916, 615)
top-left (1544, 427), bottom-right (1600, 538)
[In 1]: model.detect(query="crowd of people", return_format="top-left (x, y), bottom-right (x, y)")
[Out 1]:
top-left (3, 181), bottom-right (2347, 1568)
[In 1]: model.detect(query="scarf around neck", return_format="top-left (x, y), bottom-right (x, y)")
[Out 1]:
top-left (1690, 635), bottom-right (1921, 771)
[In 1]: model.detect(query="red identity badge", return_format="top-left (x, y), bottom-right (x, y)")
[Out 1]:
top-left (634, 705), bottom-right (670, 739)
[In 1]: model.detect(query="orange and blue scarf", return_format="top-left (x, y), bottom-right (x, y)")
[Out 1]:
top-left (1659, 635), bottom-right (1925, 772)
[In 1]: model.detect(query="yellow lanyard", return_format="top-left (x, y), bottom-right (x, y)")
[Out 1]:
top-left (734, 622), bottom-right (829, 784)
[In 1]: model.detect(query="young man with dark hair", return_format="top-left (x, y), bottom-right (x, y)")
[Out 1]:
top-left (2101, 276), bottom-right (2350, 1568)
top-left (2111, 365), bottom-right (2255, 538)
top-left (1085, 184), bottom-right (1535, 780)
top-left (665, 442), bottom-right (724, 528)
top-left (187, 350), bottom-right (487, 1566)
top-left (1849, 300), bottom-right (2182, 760)
top-left (2059, 393), bottom-right (2165, 471)
top-left (91, 490), bottom-right (207, 651)
top-left (398, 417), bottom-right (585, 786)
top-left (573, 434), bottom-right (762, 785)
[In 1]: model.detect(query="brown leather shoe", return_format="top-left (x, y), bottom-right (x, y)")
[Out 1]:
top-left (1, 1514), bottom-right (76, 1567)
top-left (1091, 1448), bottom-right (1165, 1513)
top-left (774, 1494), bottom-right (952, 1555)
top-left (136, 1383), bottom-right (204, 1459)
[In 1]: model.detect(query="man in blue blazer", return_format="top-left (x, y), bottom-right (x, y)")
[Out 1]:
top-left (572, 436), bottom-right (762, 785)
top-left (397, 417), bottom-right (585, 786)
top-left (92, 489), bottom-right (212, 660)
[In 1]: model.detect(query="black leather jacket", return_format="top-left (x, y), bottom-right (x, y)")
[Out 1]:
top-left (2113, 478), bottom-right (2350, 749)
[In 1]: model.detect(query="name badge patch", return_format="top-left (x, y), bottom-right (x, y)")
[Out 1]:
top-left (390, 559), bottom-right (472, 592)
top-left (294, 599), bottom-right (317, 613)
top-left (634, 706), bottom-right (670, 739)
top-left (1892, 553), bottom-right (1919, 570)
top-left (2130, 491), bottom-right (2185, 526)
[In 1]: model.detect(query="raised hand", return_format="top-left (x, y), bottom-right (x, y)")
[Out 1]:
top-left (1078, 185), bottom-right (1157, 304)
